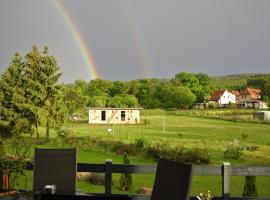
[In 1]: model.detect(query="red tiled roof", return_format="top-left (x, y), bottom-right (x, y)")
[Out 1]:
top-left (209, 89), bottom-right (225, 101)
top-left (231, 90), bottom-right (240, 96)
top-left (240, 88), bottom-right (261, 100)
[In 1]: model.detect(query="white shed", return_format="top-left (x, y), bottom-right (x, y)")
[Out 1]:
top-left (88, 108), bottom-right (142, 124)
top-left (253, 111), bottom-right (270, 122)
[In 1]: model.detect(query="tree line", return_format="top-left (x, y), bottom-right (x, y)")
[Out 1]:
top-left (65, 71), bottom-right (212, 112)
top-left (1, 46), bottom-right (269, 138)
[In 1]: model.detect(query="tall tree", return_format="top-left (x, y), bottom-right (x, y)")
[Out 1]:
top-left (0, 53), bottom-right (24, 121)
top-left (41, 47), bottom-right (64, 139)
top-left (1, 46), bottom-right (64, 140)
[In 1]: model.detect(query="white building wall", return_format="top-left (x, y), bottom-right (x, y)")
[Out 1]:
top-left (88, 109), bottom-right (140, 124)
top-left (218, 90), bottom-right (236, 105)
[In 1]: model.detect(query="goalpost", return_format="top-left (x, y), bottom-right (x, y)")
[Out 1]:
top-left (106, 116), bottom-right (166, 139)
top-left (140, 116), bottom-right (166, 134)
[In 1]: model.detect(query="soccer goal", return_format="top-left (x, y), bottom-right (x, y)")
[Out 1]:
top-left (140, 116), bottom-right (166, 134)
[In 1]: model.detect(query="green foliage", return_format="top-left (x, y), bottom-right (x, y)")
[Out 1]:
top-left (119, 153), bottom-right (133, 192)
top-left (247, 76), bottom-right (270, 98)
top-left (146, 142), bottom-right (211, 164)
top-left (0, 46), bottom-right (64, 139)
top-left (0, 120), bottom-right (10, 137)
top-left (0, 52), bottom-right (24, 121)
top-left (242, 176), bottom-right (258, 197)
top-left (109, 81), bottom-right (129, 96)
top-left (88, 173), bottom-right (105, 185)
top-left (223, 139), bottom-right (243, 160)
top-left (57, 127), bottom-right (76, 138)
top-left (86, 95), bottom-right (107, 108)
top-left (175, 72), bottom-right (211, 102)
top-left (133, 137), bottom-right (149, 151)
top-left (0, 134), bottom-right (32, 192)
top-left (64, 87), bottom-right (87, 114)
top-left (184, 148), bottom-right (211, 164)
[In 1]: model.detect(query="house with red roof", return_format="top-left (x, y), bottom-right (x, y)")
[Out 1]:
top-left (237, 88), bottom-right (268, 109)
top-left (208, 89), bottom-right (236, 107)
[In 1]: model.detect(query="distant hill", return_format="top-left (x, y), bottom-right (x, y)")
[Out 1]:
top-left (209, 73), bottom-right (270, 90)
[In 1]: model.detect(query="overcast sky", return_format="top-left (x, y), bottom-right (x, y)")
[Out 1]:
top-left (1, 0), bottom-right (270, 83)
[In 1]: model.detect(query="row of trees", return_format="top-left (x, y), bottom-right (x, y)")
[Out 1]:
top-left (65, 72), bottom-right (212, 112)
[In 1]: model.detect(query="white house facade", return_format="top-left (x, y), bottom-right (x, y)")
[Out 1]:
top-left (88, 108), bottom-right (142, 124)
top-left (209, 90), bottom-right (236, 107)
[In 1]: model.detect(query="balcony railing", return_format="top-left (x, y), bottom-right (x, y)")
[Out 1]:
top-left (26, 160), bottom-right (270, 200)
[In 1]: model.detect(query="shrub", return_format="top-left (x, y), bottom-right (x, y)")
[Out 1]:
top-left (119, 153), bottom-right (133, 191)
top-left (184, 148), bottom-right (211, 164)
top-left (146, 142), bottom-right (170, 160)
top-left (242, 176), bottom-right (258, 197)
top-left (110, 141), bottom-right (136, 155)
top-left (146, 143), bottom-right (211, 164)
top-left (223, 139), bottom-right (243, 160)
top-left (57, 127), bottom-right (76, 138)
top-left (88, 173), bottom-right (105, 185)
top-left (133, 137), bottom-right (149, 151)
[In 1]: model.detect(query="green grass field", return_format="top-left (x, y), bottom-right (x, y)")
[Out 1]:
top-left (9, 109), bottom-right (270, 197)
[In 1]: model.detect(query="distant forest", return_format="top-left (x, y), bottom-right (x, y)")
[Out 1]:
top-left (64, 73), bottom-right (270, 112)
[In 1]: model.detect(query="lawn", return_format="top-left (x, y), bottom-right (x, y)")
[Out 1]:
top-left (8, 109), bottom-right (270, 197)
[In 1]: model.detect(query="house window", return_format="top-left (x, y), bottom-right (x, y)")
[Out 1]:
top-left (121, 111), bottom-right (125, 121)
top-left (101, 111), bottom-right (106, 121)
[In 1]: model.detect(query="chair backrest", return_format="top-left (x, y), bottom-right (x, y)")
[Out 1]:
top-left (33, 148), bottom-right (77, 195)
top-left (150, 158), bottom-right (193, 200)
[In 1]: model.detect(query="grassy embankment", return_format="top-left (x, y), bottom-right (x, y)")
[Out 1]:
top-left (11, 109), bottom-right (270, 197)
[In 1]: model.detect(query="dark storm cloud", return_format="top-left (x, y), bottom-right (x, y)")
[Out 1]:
top-left (0, 0), bottom-right (270, 82)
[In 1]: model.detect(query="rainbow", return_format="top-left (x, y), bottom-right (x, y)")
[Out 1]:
top-left (118, 1), bottom-right (151, 79)
top-left (52, 0), bottom-right (100, 80)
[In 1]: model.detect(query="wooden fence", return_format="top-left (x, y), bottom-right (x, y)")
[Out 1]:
top-left (26, 160), bottom-right (270, 200)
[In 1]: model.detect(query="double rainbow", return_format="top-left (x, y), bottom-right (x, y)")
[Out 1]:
top-left (53, 0), bottom-right (151, 80)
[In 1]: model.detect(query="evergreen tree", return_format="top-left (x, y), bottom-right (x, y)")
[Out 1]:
top-left (40, 47), bottom-right (63, 139)
top-left (0, 52), bottom-right (24, 121)
top-left (119, 153), bottom-right (133, 192)
top-left (0, 46), bottom-right (64, 139)
top-left (242, 176), bottom-right (258, 197)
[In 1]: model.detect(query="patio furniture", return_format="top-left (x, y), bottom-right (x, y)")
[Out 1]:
top-left (33, 148), bottom-right (77, 195)
top-left (38, 193), bottom-right (132, 200)
top-left (150, 158), bottom-right (193, 200)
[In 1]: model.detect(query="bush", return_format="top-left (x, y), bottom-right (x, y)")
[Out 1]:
top-left (242, 176), bottom-right (258, 197)
top-left (184, 148), bottom-right (211, 164)
top-left (133, 137), bottom-right (149, 151)
top-left (88, 173), bottom-right (105, 185)
top-left (223, 139), bottom-right (243, 160)
top-left (57, 127), bottom-right (76, 138)
top-left (146, 142), bottom-right (171, 160)
top-left (110, 141), bottom-right (136, 155)
top-left (119, 153), bottom-right (133, 191)
top-left (146, 143), bottom-right (211, 164)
